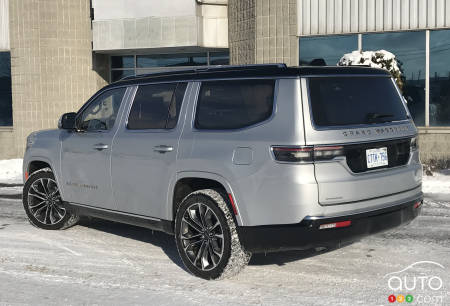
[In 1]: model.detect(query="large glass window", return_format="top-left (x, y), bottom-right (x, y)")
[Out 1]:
top-left (430, 30), bottom-right (450, 126)
top-left (0, 52), bottom-right (12, 126)
top-left (363, 31), bottom-right (426, 126)
top-left (195, 80), bottom-right (275, 130)
top-left (136, 54), bottom-right (207, 68)
top-left (309, 77), bottom-right (408, 127)
top-left (111, 52), bottom-right (229, 82)
top-left (299, 35), bottom-right (358, 66)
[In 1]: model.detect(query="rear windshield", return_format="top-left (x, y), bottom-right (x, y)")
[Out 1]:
top-left (308, 77), bottom-right (408, 127)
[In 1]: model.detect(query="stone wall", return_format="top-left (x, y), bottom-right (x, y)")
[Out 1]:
top-left (228, 0), bottom-right (298, 66)
top-left (8, 0), bottom-right (107, 157)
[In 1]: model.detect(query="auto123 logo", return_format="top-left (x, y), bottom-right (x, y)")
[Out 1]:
top-left (384, 261), bottom-right (446, 304)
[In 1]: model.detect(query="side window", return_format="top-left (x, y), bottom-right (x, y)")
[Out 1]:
top-left (127, 82), bottom-right (187, 130)
top-left (195, 79), bottom-right (275, 130)
top-left (77, 88), bottom-right (126, 131)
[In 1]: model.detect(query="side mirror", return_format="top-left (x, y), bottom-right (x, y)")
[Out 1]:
top-left (58, 112), bottom-right (77, 130)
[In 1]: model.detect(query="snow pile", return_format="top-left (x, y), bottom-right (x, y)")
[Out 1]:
top-left (338, 50), bottom-right (404, 92)
top-left (422, 170), bottom-right (450, 195)
top-left (338, 50), bottom-right (398, 70)
top-left (0, 159), bottom-right (23, 185)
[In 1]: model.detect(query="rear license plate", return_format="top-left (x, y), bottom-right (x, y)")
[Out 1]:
top-left (366, 147), bottom-right (388, 168)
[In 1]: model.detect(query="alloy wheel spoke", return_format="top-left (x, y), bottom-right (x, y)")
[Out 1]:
top-left (208, 243), bottom-right (218, 266)
top-left (197, 204), bottom-right (207, 228)
top-left (182, 217), bottom-right (202, 233)
top-left (193, 240), bottom-right (206, 266)
top-left (29, 199), bottom-right (47, 209)
top-left (40, 179), bottom-right (49, 196)
top-left (31, 184), bottom-right (46, 197)
top-left (29, 193), bottom-right (46, 202)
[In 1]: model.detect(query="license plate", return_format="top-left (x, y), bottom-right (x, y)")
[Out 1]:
top-left (366, 147), bottom-right (388, 168)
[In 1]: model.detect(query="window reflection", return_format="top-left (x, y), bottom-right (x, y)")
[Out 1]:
top-left (0, 52), bottom-right (12, 126)
top-left (363, 31), bottom-right (426, 126)
top-left (299, 35), bottom-right (358, 66)
top-left (430, 30), bottom-right (450, 126)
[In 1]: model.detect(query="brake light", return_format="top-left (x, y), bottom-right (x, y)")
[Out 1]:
top-left (271, 146), bottom-right (313, 162)
top-left (272, 145), bottom-right (344, 162)
top-left (319, 220), bottom-right (352, 230)
top-left (313, 145), bottom-right (344, 161)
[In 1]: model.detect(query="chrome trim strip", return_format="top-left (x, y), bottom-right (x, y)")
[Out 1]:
top-left (66, 202), bottom-right (161, 221)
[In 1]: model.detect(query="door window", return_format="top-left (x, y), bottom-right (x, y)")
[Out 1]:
top-left (77, 88), bottom-right (126, 131)
top-left (195, 79), bottom-right (275, 130)
top-left (127, 82), bottom-right (187, 129)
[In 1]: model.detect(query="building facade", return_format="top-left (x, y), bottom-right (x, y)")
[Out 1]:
top-left (0, 0), bottom-right (449, 164)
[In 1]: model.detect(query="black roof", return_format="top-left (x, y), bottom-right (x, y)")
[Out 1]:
top-left (108, 64), bottom-right (391, 89)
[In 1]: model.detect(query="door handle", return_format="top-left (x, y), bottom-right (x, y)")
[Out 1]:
top-left (93, 143), bottom-right (109, 151)
top-left (153, 145), bottom-right (174, 153)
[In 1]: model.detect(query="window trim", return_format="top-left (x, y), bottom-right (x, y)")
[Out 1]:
top-left (124, 81), bottom-right (188, 131)
top-left (75, 86), bottom-right (128, 133)
top-left (192, 78), bottom-right (279, 132)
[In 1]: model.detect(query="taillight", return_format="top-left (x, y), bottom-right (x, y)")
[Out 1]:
top-left (272, 145), bottom-right (344, 163)
top-left (271, 146), bottom-right (313, 163)
top-left (410, 137), bottom-right (418, 151)
top-left (313, 145), bottom-right (344, 161)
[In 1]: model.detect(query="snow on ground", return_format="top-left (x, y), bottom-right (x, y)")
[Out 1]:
top-left (423, 169), bottom-right (450, 194)
top-left (0, 159), bottom-right (449, 304)
top-left (0, 159), bottom-right (23, 185)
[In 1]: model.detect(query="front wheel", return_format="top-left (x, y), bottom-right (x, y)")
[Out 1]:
top-left (174, 189), bottom-right (251, 280)
top-left (23, 168), bottom-right (79, 230)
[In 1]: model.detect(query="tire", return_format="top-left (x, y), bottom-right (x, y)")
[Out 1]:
top-left (174, 189), bottom-right (251, 280)
top-left (22, 168), bottom-right (79, 230)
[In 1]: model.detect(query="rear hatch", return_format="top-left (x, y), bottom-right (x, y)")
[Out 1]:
top-left (301, 75), bottom-right (420, 205)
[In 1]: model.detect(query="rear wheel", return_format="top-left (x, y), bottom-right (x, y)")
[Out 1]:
top-left (174, 189), bottom-right (251, 279)
top-left (23, 169), bottom-right (78, 230)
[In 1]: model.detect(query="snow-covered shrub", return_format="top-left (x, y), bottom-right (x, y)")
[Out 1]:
top-left (338, 50), bottom-right (405, 92)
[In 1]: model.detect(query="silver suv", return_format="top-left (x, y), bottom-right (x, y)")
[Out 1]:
top-left (22, 64), bottom-right (423, 279)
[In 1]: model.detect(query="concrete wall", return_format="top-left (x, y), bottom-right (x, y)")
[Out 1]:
top-left (92, 1), bottom-right (228, 52)
top-left (92, 0), bottom-right (196, 20)
top-left (9, 0), bottom-right (107, 157)
top-left (0, 128), bottom-right (16, 159)
top-left (298, 0), bottom-right (450, 37)
top-left (229, 0), bottom-right (298, 66)
top-left (0, 0), bottom-right (8, 51)
top-left (418, 128), bottom-right (450, 164)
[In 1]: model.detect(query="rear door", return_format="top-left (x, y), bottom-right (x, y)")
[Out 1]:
top-left (111, 82), bottom-right (190, 219)
top-left (301, 76), bottom-right (421, 205)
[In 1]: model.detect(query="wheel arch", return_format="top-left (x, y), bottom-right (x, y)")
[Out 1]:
top-left (169, 172), bottom-right (244, 226)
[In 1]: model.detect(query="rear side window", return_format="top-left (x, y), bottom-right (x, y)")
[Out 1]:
top-left (127, 82), bottom-right (187, 129)
top-left (195, 79), bottom-right (275, 130)
top-left (308, 77), bottom-right (408, 127)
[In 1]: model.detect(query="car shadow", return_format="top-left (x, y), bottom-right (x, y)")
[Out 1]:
top-left (77, 217), bottom-right (185, 270)
top-left (77, 217), bottom-right (356, 269)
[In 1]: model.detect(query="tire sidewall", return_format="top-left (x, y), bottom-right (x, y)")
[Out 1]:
top-left (175, 192), bottom-right (232, 280)
top-left (23, 171), bottom-right (71, 230)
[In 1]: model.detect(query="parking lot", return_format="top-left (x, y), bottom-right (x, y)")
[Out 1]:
top-left (0, 178), bottom-right (449, 305)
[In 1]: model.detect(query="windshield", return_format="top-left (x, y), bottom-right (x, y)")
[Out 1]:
top-left (308, 77), bottom-right (408, 127)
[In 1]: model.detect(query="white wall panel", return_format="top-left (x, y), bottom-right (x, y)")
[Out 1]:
top-left (0, 0), bottom-right (9, 51)
top-left (298, 0), bottom-right (450, 36)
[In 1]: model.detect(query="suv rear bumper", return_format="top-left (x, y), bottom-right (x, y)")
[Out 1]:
top-left (237, 196), bottom-right (423, 253)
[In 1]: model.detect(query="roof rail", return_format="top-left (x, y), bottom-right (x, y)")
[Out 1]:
top-left (117, 64), bottom-right (287, 82)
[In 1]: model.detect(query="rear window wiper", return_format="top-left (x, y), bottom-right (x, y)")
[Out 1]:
top-left (365, 113), bottom-right (394, 123)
